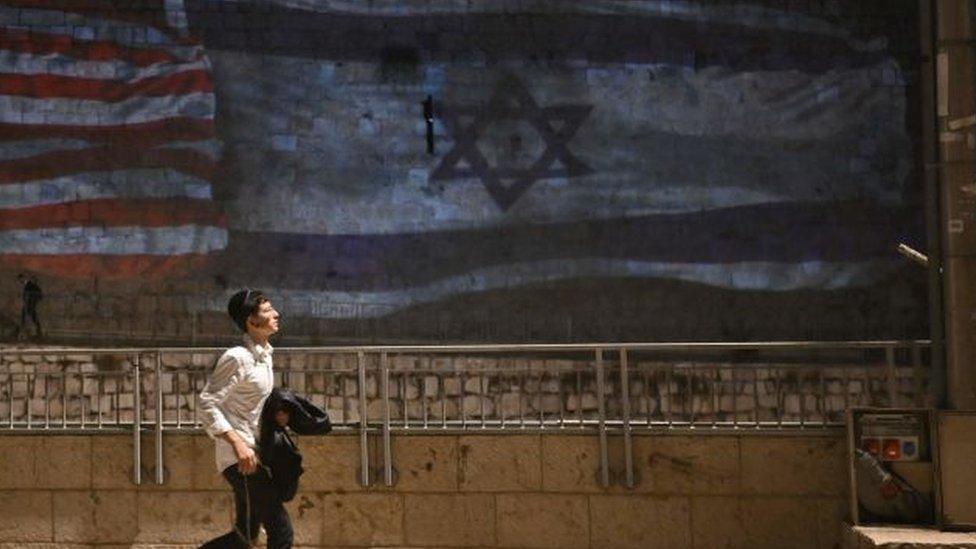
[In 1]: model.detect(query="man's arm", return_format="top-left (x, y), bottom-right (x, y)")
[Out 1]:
top-left (198, 352), bottom-right (258, 474)
top-left (216, 429), bottom-right (258, 474)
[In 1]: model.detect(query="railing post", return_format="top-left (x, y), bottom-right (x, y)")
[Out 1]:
top-left (133, 353), bottom-right (142, 485)
top-left (620, 348), bottom-right (634, 488)
top-left (155, 350), bottom-right (164, 485)
top-left (911, 343), bottom-right (925, 407)
top-left (595, 348), bottom-right (610, 488)
top-left (381, 351), bottom-right (393, 486)
top-left (357, 351), bottom-right (370, 487)
top-left (885, 346), bottom-right (897, 407)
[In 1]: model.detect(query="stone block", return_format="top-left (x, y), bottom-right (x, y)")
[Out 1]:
top-left (462, 395), bottom-right (494, 418)
top-left (0, 436), bottom-right (37, 488)
top-left (740, 436), bottom-right (847, 496)
top-left (464, 376), bottom-right (486, 394)
top-left (402, 378), bottom-right (420, 399)
top-left (393, 435), bottom-right (458, 492)
top-left (342, 377), bottom-right (358, 396)
top-left (320, 493), bottom-right (404, 546)
top-left (344, 399), bottom-right (360, 423)
top-left (496, 494), bottom-right (588, 548)
top-left (423, 375), bottom-right (439, 397)
top-left (740, 497), bottom-right (819, 548)
top-left (299, 434), bottom-right (363, 492)
top-left (589, 495), bottom-right (691, 549)
top-left (190, 437), bottom-right (224, 492)
top-left (92, 436), bottom-right (135, 490)
top-left (53, 490), bottom-right (138, 543)
top-left (458, 435), bottom-right (541, 492)
top-left (138, 434), bottom-right (195, 490)
top-left (634, 436), bottom-right (740, 495)
top-left (37, 437), bottom-right (92, 489)
top-left (444, 377), bottom-right (462, 396)
top-left (404, 494), bottom-right (495, 547)
top-left (0, 491), bottom-right (52, 542)
top-left (136, 491), bottom-right (229, 544)
top-left (530, 394), bottom-right (562, 414)
top-left (540, 377), bottom-right (561, 393)
top-left (284, 493), bottom-right (323, 547)
top-left (691, 496), bottom-right (745, 548)
top-left (817, 497), bottom-right (848, 549)
top-left (499, 392), bottom-right (523, 418)
top-left (541, 435), bottom-right (605, 493)
top-left (566, 392), bottom-right (599, 412)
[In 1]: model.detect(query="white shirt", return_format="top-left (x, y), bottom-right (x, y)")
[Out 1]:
top-left (198, 334), bottom-right (275, 472)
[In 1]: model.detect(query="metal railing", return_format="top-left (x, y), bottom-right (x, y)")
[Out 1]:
top-left (0, 340), bottom-right (932, 488)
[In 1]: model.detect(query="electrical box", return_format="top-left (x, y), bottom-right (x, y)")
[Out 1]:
top-left (858, 412), bottom-right (927, 462)
top-left (847, 408), bottom-right (935, 526)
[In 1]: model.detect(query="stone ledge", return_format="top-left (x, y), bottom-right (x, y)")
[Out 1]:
top-left (845, 525), bottom-right (976, 549)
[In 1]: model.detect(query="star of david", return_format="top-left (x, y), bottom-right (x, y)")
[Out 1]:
top-left (431, 75), bottom-right (593, 210)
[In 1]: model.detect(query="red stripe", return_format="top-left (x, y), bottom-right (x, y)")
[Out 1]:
top-left (0, 254), bottom-right (216, 278)
top-left (2, 0), bottom-right (188, 41)
top-left (0, 28), bottom-right (183, 67)
top-left (0, 147), bottom-right (216, 184)
top-left (0, 118), bottom-right (215, 146)
top-left (0, 70), bottom-right (213, 101)
top-left (0, 199), bottom-right (227, 230)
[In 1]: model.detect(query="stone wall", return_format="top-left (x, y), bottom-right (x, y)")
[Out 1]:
top-left (0, 432), bottom-right (848, 548)
top-left (0, 348), bottom-right (928, 428)
top-left (0, 0), bottom-right (929, 345)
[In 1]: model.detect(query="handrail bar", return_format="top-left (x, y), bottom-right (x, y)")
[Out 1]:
top-left (0, 339), bottom-right (933, 355)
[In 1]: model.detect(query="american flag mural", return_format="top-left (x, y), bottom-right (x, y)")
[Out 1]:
top-left (0, 0), bottom-right (225, 278)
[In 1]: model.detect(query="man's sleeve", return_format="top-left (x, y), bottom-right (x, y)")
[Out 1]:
top-left (198, 351), bottom-right (242, 438)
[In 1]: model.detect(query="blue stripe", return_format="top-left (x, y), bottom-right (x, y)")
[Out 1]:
top-left (221, 201), bottom-right (923, 291)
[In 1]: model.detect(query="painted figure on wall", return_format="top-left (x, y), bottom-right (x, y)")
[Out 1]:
top-left (14, 273), bottom-right (42, 340)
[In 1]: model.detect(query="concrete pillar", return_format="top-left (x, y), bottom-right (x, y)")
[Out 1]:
top-left (937, 0), bottom-right (976, 409)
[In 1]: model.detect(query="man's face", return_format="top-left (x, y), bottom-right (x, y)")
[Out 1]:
top-left (248, 300), bottom-right (280, 337)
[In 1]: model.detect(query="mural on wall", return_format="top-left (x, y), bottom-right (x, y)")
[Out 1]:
top-left (0, 0), bottom-right (927, 341)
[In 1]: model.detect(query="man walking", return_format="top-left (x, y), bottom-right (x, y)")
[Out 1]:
top-left (198, 288), bottom-right (292, 548)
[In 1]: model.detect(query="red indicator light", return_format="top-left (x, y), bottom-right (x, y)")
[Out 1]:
top-left (882, 439), bottom-right (901, 460)
top-left (863, 438), bottom-right (880, 455)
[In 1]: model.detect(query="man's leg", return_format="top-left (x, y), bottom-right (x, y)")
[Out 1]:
top-left (199, 467), bottom-right (259, 548)
top-left (262, 500), bottom-right (294, 549)
top-left (15, 306), bottom-right (26, 339)
top-left (28, 303), bottom-right (41, 337)
top-left (249, 469), bottom-right (292, 549)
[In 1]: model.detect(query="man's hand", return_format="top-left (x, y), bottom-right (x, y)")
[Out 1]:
top-left (234, 440), bottom-right (258, 475)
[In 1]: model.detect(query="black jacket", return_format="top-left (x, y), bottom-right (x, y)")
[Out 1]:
top-left (258, 388), bottom-right (332, 502)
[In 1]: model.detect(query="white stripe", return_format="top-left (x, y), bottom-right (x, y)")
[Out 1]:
top-left (0, 169), bottom-right (212, 209)
top-left (0, 138), bottom-right (218, 162)
top-left (197, 259), bottom-right (899, 319)
top-left (0, 225), bottom-right (227, 255)
top-left (0, 138), bottom-right (94, 161)
top-left (161, 139), bottom-right (221, 161)
top-left (0, 50), bottom-right (209, 81)
top-left (0, 92), bottom-right (214, 125)
top-left (1, 6), bottom-right (182, 50)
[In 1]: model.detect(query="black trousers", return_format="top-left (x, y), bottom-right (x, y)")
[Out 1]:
top-left (17, 298), bottom-right (41, 337)
top-left (199, 465), bottom-right (293, 549)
